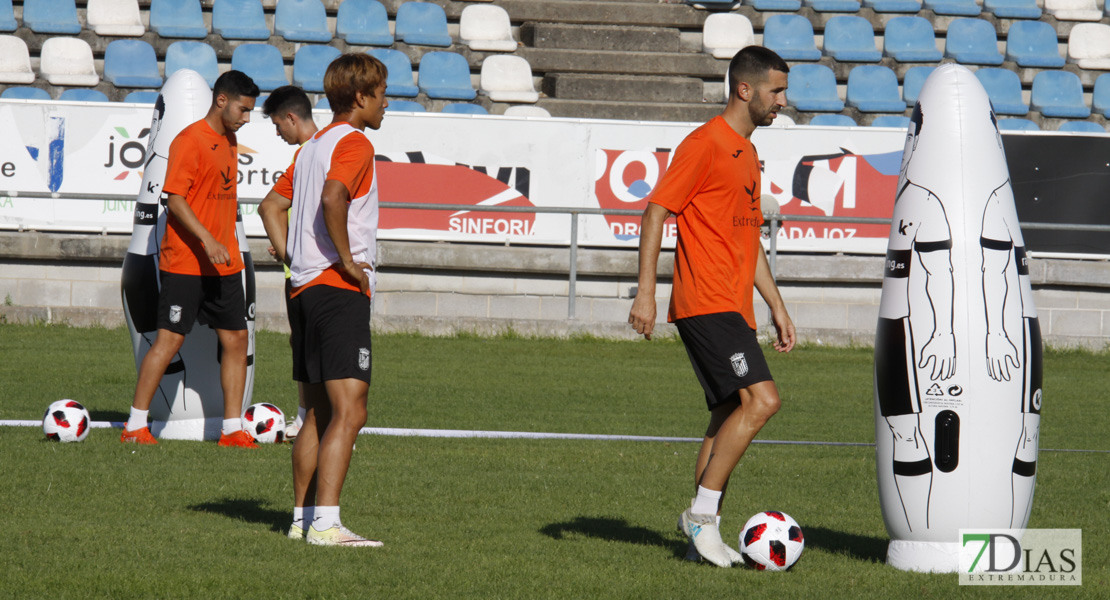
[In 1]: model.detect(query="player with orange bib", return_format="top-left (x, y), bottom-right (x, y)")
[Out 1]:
top-left (628, 46), bottom-right (797, 567)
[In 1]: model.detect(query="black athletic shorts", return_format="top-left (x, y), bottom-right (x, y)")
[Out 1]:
top-left (289, 285), bottom-right (372, 385)
top-left (675, 311), bottom-right (773, 411)
top-left (156, 271), bottom-right (247, 334)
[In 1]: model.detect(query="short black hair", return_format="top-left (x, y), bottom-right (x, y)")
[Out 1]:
top-left (728, 46), bottom-right (790, 99)
top-left (212, 70), bottom-right (260, 102)
top-left (262, 85), bottom-right (313, 120)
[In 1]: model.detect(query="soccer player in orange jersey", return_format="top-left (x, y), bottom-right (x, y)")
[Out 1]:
top-left (121, 71), bottom-right (260, 448)
top-left (628, 46), bottom-right (797, 567)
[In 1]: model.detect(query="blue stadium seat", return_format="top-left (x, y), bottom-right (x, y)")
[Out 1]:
top-left (59, 89), bottom-right (110, 102)
top-left (274, 0), bottom-right (331, 43)
top-left (748, 0), bottom-right (803, 9)
top-left (944, 18), bottom-right (1004, 65)
top-left (984, 0), bottom-right (1042, 18)
top-left (998, 118), bottom-right (1039, 131)
top-left (386, 99), bottom-right (426, 112)
top-left (417, 51), bottom-right (476, 100)
top-left (846, 65), bottom-right (905, 112)
top-left (231, 43), bottom-right (290, 91)
top-left (804, 0), bottom-right (862, 12)
top-left (1092, 73), bottom-right (1110, 117)
top-left (0, 0), bottom-right (16, 32)
top-left (1005, 21), bottom-right (1065, 67)
top-left (902, 65), bottom-right (936, 106)
top-left (149, 0), bottom-right (208, 39)
top-left (871, 115), bottom-right (911, 128)
top-left (213, 0), bottom-right (271, 41)
top-left (974, 68), bottom-right (1028, 115)
top-left (293, 45), bottom-right (342, 93)
top-left (923, 0), bottom-right (981, 16)
top-left (763, 15), bottom-right (822, 61)
top-left (823, 16), bottom-right (881, 62)
top-left (22, 0), bottom-right (81, 34)
top-left (862, 0), bottom-right (921, 12)
top-left (165, 41), bottom-right (219, 87)
top-left (316, 96), bottom-right (330, 109)
top-left (337, 0), bottom-right (394, 46)
top-left (124, 91), bottom-right (160, 104)
top-left (883, 16), bottom-right (943, 62)
top-left (1, 86), bottom-right (51, 100)
top-left (786, 64), bottom-right (845, 111)
top-left (1057, 120), bottom-right (1105, 133)
top-left (367, 48), bottom-right (419, 97)
top-left (442, 103), bottom-right (489, 115)
top-left (395, 2), bottom-right (453, 47)
top-left (1031, 70), bottom-right (1090, 118)
top-left (103, 40), bottom-right (163, 88)
top-left (808, 114), bottom-right (857, 126)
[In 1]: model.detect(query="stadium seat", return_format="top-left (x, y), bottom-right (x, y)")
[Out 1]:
top-left (166, 41), bottom-right (219, 87)
top-left (395, 2), bottom-right (453, 47)
top-left (702, 13), bottom-right (755, 59)
top-left (883, 16), bottom-right (943, 62)
top-left (460, 4), bottom-right (518, 52)
top-left (923, 0), bottom-right (981, 16)
top-left (747, 0), bottom-right (802, 10)
top-left (1058, 120), bottom-right (1106, 133)
top-left (1093, 74), bottom-right (1110, 116)
top-left (231, 44), bottom-right (290, 92)
top-left (1005, 21), bottom-right (1065, 67)
top-left (479, 55), bottom-right (539, 103)
top-left (974, 68), bottom-right (1029, 115)
top-left (901, 65), bottom-right (936, 106)
top-left (442, 103), bottom-right (489, 115)
top-left (40, 37), bottom-right (99, 87)
top-left (103, 40), bottom-right (163, 88)
top-left (786, 63), bottom-right (845, 111)
top-left (808, 114), bottom-right (857, 126)
top-left (998, 118), bottom-right (1040, 131)
top-left (22, 0), bottom-right (82, 34)
top-left (503, 105), bottom-right (551, 117)
top-left (871, 115), bottom-right (911, 128)
top-left (984, 0), bottom-right (1042, 19)
top-left (149, 0), bottom-right (208, 39)
top-left (274, 0), bottom-right (331, 43)
top-left (1067, 23), bottom-right (1110, 70)
top-left (86, 0), bottom-right (145, 37)
top-left (367, 48), bottom-right (419, 97)
top-left (1030, 70), bottom-right (1090, 118)
top-left (386, 99), bottom-right (427, 112)
top-left (0, 36), bottom-right (35, 84)
top-left (823, 16), bottom-right (881, 62)
top-left (804, 0), bottom-right (862, 12)
top-left (212, 0), bottom-right (271, 41)
top-left (336, 0), bottom-right (393, 46)
top-left (418, 51), bottom-right (476, 100)
top-left (845, 65), bottom-right (905, 112)
top-left (1045, 0), bottom-right (1102, 21)
top-left (59, 88), bottom-right (111, 102)
top-left (316, 96), bottom-right (330, 109)
top-left (293, 45), bottom-right (342, 93)
top-left (762, 15), bottom-right (822, 61)
top-left (124, 91), bottom-right (160, 104)
top-left (944, 18), bottom-right (1004, 65)
top-left (861, 0), bottom-right (921, 12)
top-left (1, 86), bottom-right (51, 100)
top-left (0, 0), bottom-right (14, 32)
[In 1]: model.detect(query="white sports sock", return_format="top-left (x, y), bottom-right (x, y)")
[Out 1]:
top-left (293, 506), bottom-right (304, 527)
top-left (691, 485), bottom-right (723, 515)
top-left (312, 506), bottom-right (340, 531)
top-left (295, 406), bottom-right (306, 428)
top-left (125, 407), bottom-right (148, 432)
top-left (222, 418), bottom-right (241, 435)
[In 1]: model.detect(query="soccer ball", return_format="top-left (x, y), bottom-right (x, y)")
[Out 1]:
top-left (242, 403), bottom-right (285, 443)
top-left (42, 399), bottom-right (90, 442)
top-left (739, 511), bottom-right (805, 571)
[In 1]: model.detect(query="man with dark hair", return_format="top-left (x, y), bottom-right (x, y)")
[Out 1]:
top-left (628, 46), bottom-right (796, 567)
top-left (121, 70), bottom-right (260, 447)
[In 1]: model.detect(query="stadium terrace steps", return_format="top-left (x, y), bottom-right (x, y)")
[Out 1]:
top-left (542, 73), bottom-right (705, 103)
top-left (521, 22), bottom-right (684, 53)
top-left (535, 97), bottom-right (730, 122)
top-left (516, 47), bottom-right (723, 79)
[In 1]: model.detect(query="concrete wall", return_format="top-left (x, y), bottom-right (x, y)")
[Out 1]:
top-left (1, 231), bottom-right (1108, 349)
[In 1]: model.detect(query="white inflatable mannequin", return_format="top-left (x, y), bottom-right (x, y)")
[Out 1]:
top-left (120, 69), bottom-right (256, 440)
top-left (874, 64), bottom-right (1041, 572)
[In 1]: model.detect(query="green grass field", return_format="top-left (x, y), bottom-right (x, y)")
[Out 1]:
top-left (0, 324), bottom-right (1106, 599)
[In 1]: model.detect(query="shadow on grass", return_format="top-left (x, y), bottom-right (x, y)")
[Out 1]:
top-left (802, 525), bottom-right (887, 563)
top-left (540, 516), bottom-right (688, 559)
top-left (188, 497), bottom-right (288, 534)
top-left (89, 410), bottom-right (128, 423)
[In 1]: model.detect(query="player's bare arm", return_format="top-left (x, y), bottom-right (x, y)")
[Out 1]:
top-left (259, 190), bottom-right (293, 265)
top-left (629, 202), bottom-right (672, 340)
top-left (753, 247), bottom-right (796, 353)
top-left (320, 179), bottom-right (372, 294)
top-left (165, 193), bottom-right (230, 266)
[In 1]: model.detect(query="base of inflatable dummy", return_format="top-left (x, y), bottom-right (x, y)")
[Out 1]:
top-left (150, 417), bottom-right (225, 441)
top-left (887, 540), bottom-right (959, 573)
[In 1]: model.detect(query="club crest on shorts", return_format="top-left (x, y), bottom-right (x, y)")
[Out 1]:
top-left (169, 305), bottom-right (182, 324)
top-left (358, 347), bottom-right (370, 371)
top-left (730, 352), bottom-right (748, 378)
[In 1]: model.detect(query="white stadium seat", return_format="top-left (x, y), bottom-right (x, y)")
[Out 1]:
top-left (40, 37), bottom-right (101, 86)
top-left (702, 13), bottom-right (756, 60)
top-left (1067, 23), bottom-right (1110, 70)
top-left (460, 4), bottom-right (518, 52)
top-left (480, 55), bottom-right (540, 103)
top-left (0, 36), bottom-right (36, 84)
top-left (86, 0), bottom-right (146, 37)
top-left (1045, 0), bottom-right (1103, 21)
top-left (503, 105), bottom-right (551, 117)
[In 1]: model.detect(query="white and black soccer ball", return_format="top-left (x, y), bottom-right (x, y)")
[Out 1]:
top-left (42, 399), bottom-right (90, 442)
top-left (739, 510), bottom-right (805, 571)
top-left (242, 403), bottom-right (285, 444)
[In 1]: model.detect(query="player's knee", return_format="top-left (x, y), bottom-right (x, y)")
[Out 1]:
top-left (334, 401), bottom-right (367, 430)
